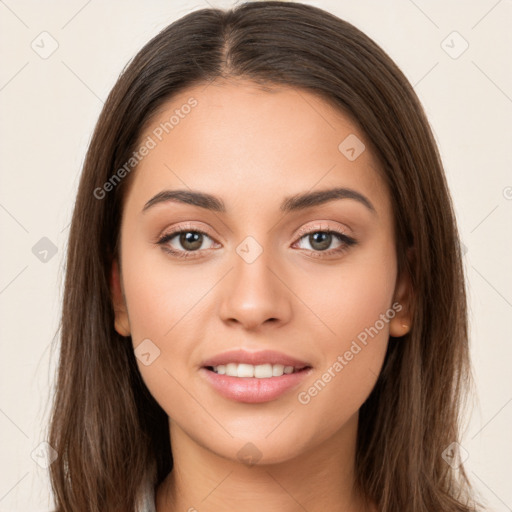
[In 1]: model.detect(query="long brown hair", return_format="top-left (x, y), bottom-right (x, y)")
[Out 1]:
top-left (48, 2), bottom-right (483, 510)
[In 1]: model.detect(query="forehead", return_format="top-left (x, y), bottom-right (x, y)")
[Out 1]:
top-left (126, 78), bottom-right (389, 217)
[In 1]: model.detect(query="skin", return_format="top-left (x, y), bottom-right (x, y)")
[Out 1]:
top-left (111, 78), bottom-right (413, 512)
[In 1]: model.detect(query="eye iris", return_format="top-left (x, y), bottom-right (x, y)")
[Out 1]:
top-left (309, 232), bottom-right (332, 251)
top-left (180, 231), bottom-right (203, 251)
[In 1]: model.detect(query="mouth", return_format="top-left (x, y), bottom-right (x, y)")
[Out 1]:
top-left (199, 350), bottom-right (313, 403)
top-left (204, 363), bottom-right (310, 378)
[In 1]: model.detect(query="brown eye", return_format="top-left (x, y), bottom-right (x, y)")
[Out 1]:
top-left (178, 231), bottom-right (204, 251)
top-left (294, 228), bottom-right (357, 258)
top-left (307, 232), bottom-right (333, 251)
top-left (157, 228), bottom-right (217, 258)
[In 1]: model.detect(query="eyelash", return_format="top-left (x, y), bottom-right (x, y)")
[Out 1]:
top-left (156, 225), bottom-right (357, 260)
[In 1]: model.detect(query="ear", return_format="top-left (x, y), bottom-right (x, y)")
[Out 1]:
top-left (110, 258), bottom-right (131, 337)
top-left (389, 247), bottom-right (415, 338)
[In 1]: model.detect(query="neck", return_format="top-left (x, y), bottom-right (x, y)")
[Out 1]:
top-left (156, 412), bottom-right (375, 512)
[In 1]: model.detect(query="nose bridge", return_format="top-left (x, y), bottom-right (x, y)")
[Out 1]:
top-left (218, 233), bottom-right (291, 329)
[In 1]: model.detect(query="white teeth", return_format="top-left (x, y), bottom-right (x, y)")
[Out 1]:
top-left (211, 363), bottom-right (303, 378)
top-left (226, 363), bottom-right (237, 375)
top-left (237, 363), bottom-right (254, 378)
top-left (254, 364), bottom-right (272, 378)
top-left (272, 364), bottom-right (284, 376)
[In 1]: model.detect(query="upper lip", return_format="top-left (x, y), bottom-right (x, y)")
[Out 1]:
top-left (201, 349), bottom-right (311, 369)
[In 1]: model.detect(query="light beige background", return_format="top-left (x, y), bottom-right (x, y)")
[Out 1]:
top-left (0, 0), bottom-right (511, 510)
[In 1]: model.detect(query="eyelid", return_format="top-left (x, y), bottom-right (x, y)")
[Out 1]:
top-left (156, 220), bottom-right (356, 259)
top-left (157, 221), bottom-right (218, 242)
top-left (293, 221), bottom-right (352, 240)
top-left (158, 221), bottom-right (351, 244)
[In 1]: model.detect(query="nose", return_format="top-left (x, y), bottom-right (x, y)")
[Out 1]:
top-left (218, 242), bottom-right (293, 331)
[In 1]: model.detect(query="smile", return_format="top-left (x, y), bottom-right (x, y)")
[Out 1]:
top-left (207, 363), bottom-right (306, 378)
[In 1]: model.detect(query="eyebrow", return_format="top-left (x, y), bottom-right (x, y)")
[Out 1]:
top-left (142, 187), bottom-right (376, 215)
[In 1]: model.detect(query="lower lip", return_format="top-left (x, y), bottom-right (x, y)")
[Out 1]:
top-left (200, 367), bottom-right (312, 403)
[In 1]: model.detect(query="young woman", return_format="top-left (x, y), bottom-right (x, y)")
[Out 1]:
top-left (48, 2), bottom-right (483, 511)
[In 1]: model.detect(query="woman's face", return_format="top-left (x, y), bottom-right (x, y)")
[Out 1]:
top-left (112, 78), bottom-right (411, 464)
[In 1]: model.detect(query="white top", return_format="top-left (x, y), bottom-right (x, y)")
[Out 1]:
top-left (136, 478), bottom-right (156, 512)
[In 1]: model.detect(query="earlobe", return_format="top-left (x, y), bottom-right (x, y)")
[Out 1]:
top-left (389, 319), bottom-right (410, 338)
top-left (389, 275), bottom-right (413, 337)
top-left (110, 259), bottom-right (131, 337)
top-left (389, 248), bottom-right (415, 338)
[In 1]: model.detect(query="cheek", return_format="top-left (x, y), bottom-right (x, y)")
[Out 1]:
top-left (121, 247), bottom-right (209, 423)
top-left (291, 238), bottom-right (397, 348)
top-left (121, 239), bottom-right (216, 342)
top-left (290, 241), bottom-right (396, 430)
top-left (119, 240), bottom-right (206, 386)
